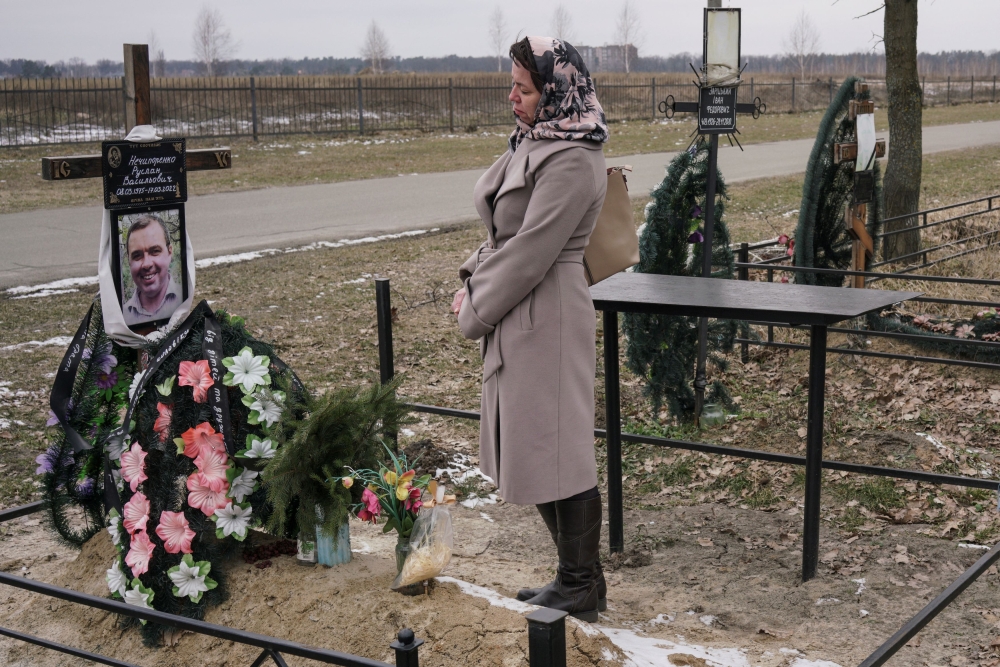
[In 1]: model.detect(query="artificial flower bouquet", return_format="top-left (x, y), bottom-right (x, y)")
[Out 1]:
top-left (345, 443), bottom-right (431, 543)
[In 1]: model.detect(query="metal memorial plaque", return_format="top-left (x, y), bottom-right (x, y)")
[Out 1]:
top-left (698, 86), bottom-right (737, 134)
top-left (101, 139), bottom-right (187, 210)
top-left (854, 170), bottom-right (875, 205)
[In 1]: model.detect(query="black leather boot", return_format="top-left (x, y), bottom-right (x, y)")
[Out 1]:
top-left (516, 502), bottom-right (608, 611)
top-left (524, 495), bottom-right (602, 622)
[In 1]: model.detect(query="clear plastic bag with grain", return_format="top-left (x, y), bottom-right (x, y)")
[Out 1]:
top-left (391, 485), bottom-right (454, 589)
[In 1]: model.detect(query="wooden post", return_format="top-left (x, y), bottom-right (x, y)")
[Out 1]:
top-left (122, 44), bottom-right (151, 133)
top-left (845, 203), bottom-right (874, 289)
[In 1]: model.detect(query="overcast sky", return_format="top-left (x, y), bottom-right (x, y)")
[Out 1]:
top-left (2, 0), bottom-right (996, 64)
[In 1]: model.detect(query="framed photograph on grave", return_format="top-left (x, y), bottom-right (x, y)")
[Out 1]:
top-left (102, 139), bottom-right (187, 210)
top-left (111, 205), bottom-right (189, 330)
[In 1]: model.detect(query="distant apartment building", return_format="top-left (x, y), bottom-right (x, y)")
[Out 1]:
top-left (575, 44), bottom-right (640, 73)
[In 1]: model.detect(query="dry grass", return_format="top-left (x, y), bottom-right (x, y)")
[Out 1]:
top-left (2, 103), bottom-right (998, 216)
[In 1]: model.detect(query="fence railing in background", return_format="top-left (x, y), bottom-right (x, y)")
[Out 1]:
top-left (2, 75), bottom-right (995, 147)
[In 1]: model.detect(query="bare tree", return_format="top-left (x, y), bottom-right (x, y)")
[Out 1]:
top-left (551, 5), bottom-right (576, 44)
top-left (192, 6), bottom-right (237, 76)
top-left (487, 6), bottom-right (508, 73)
top-left (148, 30), bottom-right (166, 78)
top-left (614, 0), bottom-right (642, 74)
top-left (782, 10), bottom-right (821, 79)
top-left (882, 0), bottom-right (922, 259)
top-left (361, 21), bottom-right (391, 74)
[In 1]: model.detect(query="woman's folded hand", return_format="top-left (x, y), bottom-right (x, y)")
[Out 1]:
top-left (451, 288), bottom-right (466, 315)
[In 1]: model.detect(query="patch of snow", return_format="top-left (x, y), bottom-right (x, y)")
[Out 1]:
top-left (12, 288), bottom-right (80, 299)
top-left (436, 576), bottom-right (537, 614)
top-left (350, 539), bottom-right (373, 555)
top-left (479, 512), bottom-right (494, 523)
top-left (195, 249), bottom-right (282, 268)
top-left (597, 626), bottom-right (751, 667)
top-left (649, 613), bottom-right (674, 626)
top-left (5, 275), bottom-right (99, 296)
top-left (916, 432), bottom-right (950, 455)
top-left (0, 419), bottom-right (10, 430)
top-left (436, 452), bottom-right (495, 486)
top-left (400, 428), bottom-right (416, 437)
top-left (859, 609), bottom-right (870, 618)
top-left (699, 614), bottom-right (717, 626)
top-left (852, 578), bottom-right (867, 595)
top-left (460, 493), bottom-right (498, 509)
top-left (959, 543), bottom-right (991, 550)
top-left (815, 598), bottom-right (841, 606)
top-left (1, 336), bottom-right (74, 352)
top-left (782, 209), bottom-right (800, 218)
top-left (790, 659), bottom-right (843, 667)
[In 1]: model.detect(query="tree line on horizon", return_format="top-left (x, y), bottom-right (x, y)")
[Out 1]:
top-left (3, 49), bottom-right (999, 80)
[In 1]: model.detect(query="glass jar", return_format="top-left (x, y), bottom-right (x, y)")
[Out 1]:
top-left (701, 403), bottom-right (726, 427)
top-left (395, 535), bottom-right (411, 574)
top-left (296, 533), bottom-right (316, 565)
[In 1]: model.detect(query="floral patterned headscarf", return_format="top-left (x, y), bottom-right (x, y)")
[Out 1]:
top-left (508, 36), bottom-right (609, 153)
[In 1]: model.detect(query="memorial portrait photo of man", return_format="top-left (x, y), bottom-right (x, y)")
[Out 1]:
top-left (118, 211), bottom-right (184, 327)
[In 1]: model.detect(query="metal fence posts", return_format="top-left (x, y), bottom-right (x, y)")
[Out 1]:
top-left (750, 77), bottom-right (754, 104)
top-left (971, 74), bottom-right (975, 103)
top-left (357, 77), bottom-right (364, 136)
top-left (250, 76), bottom-right (258, 142)
top-left (738, 242), bottom-right (749, 364)
top-left (947, 75), bottom-right (951, 106)
top-left (526, 609), bottom-right (568, 667)
top-left (602, 309), bottom-right (624, 554)
top-left (828, 77), bottom-right (833, 105)
top-left (651, 77), bottom-right (657, 122)
top-left (375, 278), bottom-right (397, 449)
top-left (994, 75), bottom-right (997, 104)
top-left (921, 76), bottom-right (926, 107)
top-left (389, 629), bottom-right (423, 667)
top-left (448, 78), bottom-right (455, 133)
top-left (791, 77), bottom-right (795, 112)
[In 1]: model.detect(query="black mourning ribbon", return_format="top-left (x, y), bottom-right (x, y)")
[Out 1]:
top-left (202, 312), bottom-right (235, 457)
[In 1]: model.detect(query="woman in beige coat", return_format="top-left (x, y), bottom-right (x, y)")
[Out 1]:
top-left (451, 36), bottom-right (608, 622)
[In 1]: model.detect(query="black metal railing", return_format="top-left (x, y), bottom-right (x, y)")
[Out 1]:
top-left (0, 499), bottom-right (574, 667)
top-left (2, 75), bottom-right (995, 146)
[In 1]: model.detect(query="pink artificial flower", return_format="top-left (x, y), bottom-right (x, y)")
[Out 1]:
top-left (123, 492), bottom-right (150, 534)
top-left (180, 422), bottom-right (225, 460)
top-left (187, 472), bottom-right (229, 516)
top-left (125, 530), bottom-right (155, 576)
top-left (153, 403), bottom-right (172, 444)
top-left (777, 234), bottom-right (789, 246)
top-left (178, 360), bottom-right (215, 403)
top-left (194, 446), bottom-right (230, 492)
top-left (357, 487), bottom-right (381, 523)
top-left (155, 511), bottom-right (196, 554)
top-left (403, 486), bottom-right (422, 512)
top-left (120, 442), bottom-right (148, 493)
top-left (786, 239), bottom-right (795, 257)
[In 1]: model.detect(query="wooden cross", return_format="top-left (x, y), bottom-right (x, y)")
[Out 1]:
top-left (40, 44), bottom-right (231, 182)
top-left (833, 82), bottom-right (884, 289)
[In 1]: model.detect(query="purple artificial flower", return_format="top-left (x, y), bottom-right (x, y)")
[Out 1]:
top-left (96, 370), bottom-right (119, 390)
top-left (691, 205), bottom-right (703, 219)
top-left (46, 398), bottom-right (75, 427)
top-left (35, 445), bottom-right (59, 475)
top-left (84, 342), bottom-right (117, 375)
top-left (75, 476), bottom-right (95, 498)
top-left (688, 231), bottom-right (704, 244)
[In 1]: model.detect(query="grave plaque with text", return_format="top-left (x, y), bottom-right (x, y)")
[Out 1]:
top-left (697, 86), bottom-right (738, 134)
top-left (101, 139), bottom-right (187, 210)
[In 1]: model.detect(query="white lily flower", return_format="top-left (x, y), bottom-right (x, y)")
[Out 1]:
top-left (124, 584), bottom-right (152, 609)
top-left (229, 468), bottom-right (259, 502)
top-left (105, 561), bottom-right (127, 597)
top-left (107, 514), bottom-right (122, 545)
top-left (128, 372), bottom-right (144, 400)
top-left (106, 438), bottom-right (128, 462)
top-left (248, 394), bottom-right (283, 428)
top-left (243, 437), bottom-right (276, 459)
top-left (214, 502), bottom-right (252, 539)
top-left (223, 347), bottom-right (270, 393)
top-left (168, 559), bottom-right (209, 601)
top-left (112, 468), bottom-right (124, 492)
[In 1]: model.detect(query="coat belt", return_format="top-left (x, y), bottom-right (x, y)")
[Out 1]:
top-left (477, 246), bottom-right (585, 264)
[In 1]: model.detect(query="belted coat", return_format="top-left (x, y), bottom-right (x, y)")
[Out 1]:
top-left (457, 137), bottom-right (607, 505)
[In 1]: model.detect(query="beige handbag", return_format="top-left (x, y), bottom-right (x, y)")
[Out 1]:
top-left (583, 165), bottom-right (639, 286)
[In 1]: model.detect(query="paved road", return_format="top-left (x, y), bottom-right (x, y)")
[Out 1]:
top-left (3, 120), bottom-right (1000, 289)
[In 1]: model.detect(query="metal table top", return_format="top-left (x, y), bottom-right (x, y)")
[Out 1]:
top-left (590, 273), bottom-right (921, 326)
